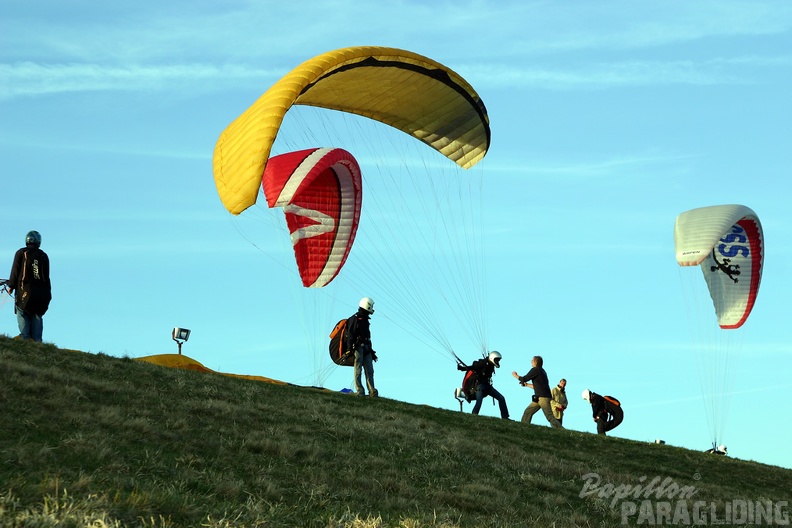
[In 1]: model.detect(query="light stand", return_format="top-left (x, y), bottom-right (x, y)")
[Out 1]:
top-left (172, 327), bottom-right (191, 355)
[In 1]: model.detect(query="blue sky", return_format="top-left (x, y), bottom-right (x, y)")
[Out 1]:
top-left (2, 1), bottom-right (791, 471)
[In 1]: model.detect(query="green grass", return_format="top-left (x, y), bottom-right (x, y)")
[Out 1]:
top-left (1, 335), bottom-right (790, 527)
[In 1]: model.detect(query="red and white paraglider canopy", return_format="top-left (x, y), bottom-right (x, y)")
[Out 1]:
top-left (262, 148), bottom-right (362, 288)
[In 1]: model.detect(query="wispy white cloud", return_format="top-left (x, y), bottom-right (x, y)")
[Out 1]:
top-left (466, 56), bottom-right (792, 90)
top-left (474, 0), bottom-right (792, 55)
top-left (4, 52), bottom-right (787, 100)
top-left (4, 1), bottom-right (791, 64)
top-left (0, 130), bottom-right (211, 159)
top-left (2, 1), bottom-right (790, 99)
top-left (0, 62), bottom-right (280, 99)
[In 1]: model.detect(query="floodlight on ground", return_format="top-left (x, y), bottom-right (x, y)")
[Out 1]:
top-left (172, 327), bottom-right (191, 355)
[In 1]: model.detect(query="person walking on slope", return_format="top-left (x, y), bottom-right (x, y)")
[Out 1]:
top-left (512, 356), bottom-right (563, 428)
top-left (346, 297), bottom-right (378, 397)
top-left (457, 351), bottom-right (510, 419)
top-left (6, 230), bottom-right (51, 342)
top-left (551, 378), bottom-right (568, 425)
top-left (582, 389), bottom-right (623, 436)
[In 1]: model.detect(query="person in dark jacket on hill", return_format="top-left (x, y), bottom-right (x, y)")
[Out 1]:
top-left (457, 351), bottom-right (509, 419)
top-left (582, 389), bottom-right (623, 436)
top-left (346, 297), bottom-right (378, 397)
top-left (512, 356), bottom-right (563, 428)
top-left (6, 230), bottom-right (51, 342)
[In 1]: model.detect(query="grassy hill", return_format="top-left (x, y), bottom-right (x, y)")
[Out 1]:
top-left (1, 336), bottom-right (790, 527)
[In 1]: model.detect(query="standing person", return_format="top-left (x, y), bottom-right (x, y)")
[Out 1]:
top-left (582, 389), bottom-right (623, 436)
top-left (457, 351), bottom-right (510, 419)
top-left (551, 378), bottom-right (568, 425)
top-left (346, 297), bottom-right (378, 397)
top-left (6, 231), bottom-right (51, 342)
top-left (511, 356), bottom-right (563, 429)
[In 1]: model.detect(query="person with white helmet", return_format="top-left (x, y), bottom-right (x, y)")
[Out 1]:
top-left (582, 389), bottom-right (623, 436)
top-left (456, 351), bottom-right (509, 419)
top-left (345, 297), bottom-right (378, 397)
top-left (512, 356), bottom-right (563, 428)
top-left (6, 230), bottom-right (52, 342)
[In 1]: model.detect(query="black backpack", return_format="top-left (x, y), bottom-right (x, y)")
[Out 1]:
top-left (328, 316), bottom-right (354, 367)
top-left (17, 248), bottom-right (51, 316)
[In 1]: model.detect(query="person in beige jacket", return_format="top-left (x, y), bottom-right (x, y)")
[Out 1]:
top-left (550, 379), bottom-right (568, 425)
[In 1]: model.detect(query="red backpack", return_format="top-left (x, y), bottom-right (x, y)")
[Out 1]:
top-left (459, 369), bottom-right (479, 403)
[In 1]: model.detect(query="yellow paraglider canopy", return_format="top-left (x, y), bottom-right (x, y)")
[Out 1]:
top-left (213, 46), bottom-right (491, 215)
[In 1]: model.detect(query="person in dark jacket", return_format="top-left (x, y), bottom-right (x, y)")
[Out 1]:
top-left (512, 356), bottom-right (563, 428)
top-left (457, 351), bottom-right (509, 419)
top-left (6, 230), bottom-right (51, 342)
top-left (345, 297), bottom-right (378, 397)
top-left (582, 389), bottom-right (623, 436)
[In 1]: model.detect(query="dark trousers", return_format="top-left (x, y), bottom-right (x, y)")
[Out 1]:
top-left (472, 383), bottom-right (509, 419)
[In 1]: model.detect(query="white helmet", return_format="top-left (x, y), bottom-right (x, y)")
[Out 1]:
top-left (487, 351), bottom-right (502, 368)
top-left (582, 389), bottom-right (591, 402)
top-left (359, 297), bottom-right (375, 314)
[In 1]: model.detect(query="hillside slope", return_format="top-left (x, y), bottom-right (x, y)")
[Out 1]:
top-left (1, 336), bottom-right (790, 527)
